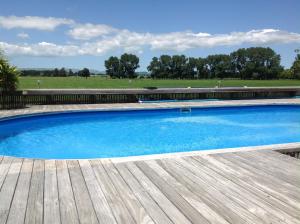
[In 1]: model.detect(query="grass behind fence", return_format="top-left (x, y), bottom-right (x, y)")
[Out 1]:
top-left (19, 77), bottom-right (300, 89)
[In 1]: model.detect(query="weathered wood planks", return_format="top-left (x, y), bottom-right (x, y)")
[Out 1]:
top-left (0, 150), bottom-right (299, 224)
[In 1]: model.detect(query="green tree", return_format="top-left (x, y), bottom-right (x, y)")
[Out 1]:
top-left (53, 68), bottom-right (59, 77)
top-left (68, 69), bottom-right (74, 76)
top-left (206, 54), bottom-right (232, 79)
top-left (185, 57), bottom-right (198, 79)
top-left (170, 55), bottom-right (187, 79)
top-left (148, 55), bottom-right (190, 79)
top-left (120, 53), bottom-right (139, 78)
top-left (79, 68), bottom-right (90, 79)
top-left (105, 56), bottom-right (121, 78)
top-left (231, 47), bottom-right (282, 79)
top-left (279, 69), bottom-right (293, 79)
top-left (59, 67), bottom-right (67, 77)
top-left (147, 57), bottom-right (161, 78)
top-left (196, 58), bottom-right (209, 79)
top-left (148, 55), bottom-right (174, 79)
top-left (159, 55), bottom-right (172, 78)
top-left (230, 48), bottom-right (247, 79)
top-left (0, 54), bottom-right (19, 92)
top-left (291, 50), bottom-right (300, 79)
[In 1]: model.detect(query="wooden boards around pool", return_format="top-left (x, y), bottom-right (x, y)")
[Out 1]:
top-left (0, 150), bottom-right (299, 224)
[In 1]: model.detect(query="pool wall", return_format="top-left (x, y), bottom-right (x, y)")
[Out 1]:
top-left (108, 142), bottom-right (300, 163)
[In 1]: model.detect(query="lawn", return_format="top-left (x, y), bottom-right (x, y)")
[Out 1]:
top-left (19, 76), bottom-right (300, 89)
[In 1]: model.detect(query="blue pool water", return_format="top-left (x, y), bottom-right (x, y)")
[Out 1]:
top-left (0, 105), bottom-right (299, 159)
top-left (140, 99), bottom-right (220, 103)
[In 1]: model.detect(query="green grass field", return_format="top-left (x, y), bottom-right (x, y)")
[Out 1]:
top-left (19, 76), bottom-right (300, 89)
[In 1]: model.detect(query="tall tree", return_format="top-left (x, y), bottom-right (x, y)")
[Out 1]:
top-left (53, 68), bottom-right (59, 77)
top-left (147, 57), bottom-right (161, 78)
top-left (230, 48), bottom-right (247, 79)
top-left (0, 54), bottom-right (19, 92)
top-left (231, 47), bottom-right (282, 79)
top-left (59, 67), bottom-right (67, 77)
top-left (291, 49), bottom-right (300, 79)
top-left (170, 55), bottom-right (187, 79)
top-left (206, 54), bottom-right (232, 79)
top-left (185, 57), bottom-right (198, 79)
top-left (196, 58), bottom-right (209, 79)
top-left (105, 56), bottom-right (121, 78)
top-left (159, 55), bottom-right (172, 78)
top-left (79, 68), bottom-right (90, 79)
top-left (120, 53), bottom-right (139, 78)
top-left (68, 69), bottom-right (74, 76)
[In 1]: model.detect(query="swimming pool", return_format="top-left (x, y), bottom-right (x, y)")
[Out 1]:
top-left (139, 99), bottom-right (220, 103)
top-left (0, 105), bottom-right (299, 159)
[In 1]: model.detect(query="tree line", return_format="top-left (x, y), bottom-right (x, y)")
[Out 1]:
top-left (21, 67), bottom-right (92, 78)
top-left (105, 47), bottom-right (300, 79)
top-left (105, 53), bottom-right (139, 78)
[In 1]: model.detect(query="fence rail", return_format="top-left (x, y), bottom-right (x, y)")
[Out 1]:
top-left (1, 87), bottom-right (299, 109)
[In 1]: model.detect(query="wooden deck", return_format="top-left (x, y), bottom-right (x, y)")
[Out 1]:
top-left (0, 150), bottom-right (299, 224)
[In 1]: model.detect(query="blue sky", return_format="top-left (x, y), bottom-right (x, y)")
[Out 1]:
top-left (1, 0), bottom-right (300, 71)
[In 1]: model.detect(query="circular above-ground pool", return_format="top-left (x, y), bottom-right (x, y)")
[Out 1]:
top-left (0, 105), bottom-right (300, 159)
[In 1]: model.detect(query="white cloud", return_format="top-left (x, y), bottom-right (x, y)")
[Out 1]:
top-left (17, 32), bottom-right (29, 39)
top-left (67, 23), bottom-right (118, 40)
top-left (91, 29), bottom-right (300, 52)
top-left (1, 15), bottom-right (300, 53)
top-left (0, 41), bottom-right (80, 56)
top-left (67, 28), bottom-right (300, 53)
top-left (0, 16), bottom-right (74, 31)
top-left (148, 29), bottom-right (300, 51)
top-left (1, 24), bottom-right (300, 57)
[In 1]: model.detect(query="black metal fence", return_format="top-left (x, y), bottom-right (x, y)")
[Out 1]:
top-left (1, 88), bottom-right (299, 109)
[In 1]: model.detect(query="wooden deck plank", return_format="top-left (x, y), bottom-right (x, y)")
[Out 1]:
top-left (56, 160), bottom-right (79, 224)
top-left (234, 152), bottom-right (300, 177)
top-left (255, 150), bottom-right (300, 166)
top-left (6, 159), bottom-right (33, 224)
top-left (136, 160), bottom-right (210, 224)
top-left (177, 156), bottom-right (290, 224)
top-left (216, 152), bottom-right (300, 200)
top-left (197, 154), bottom-right (300, 224)
top-left (90, 160), bottom-right (135, 224)
top-left (158, 158), bottom-right (263, 223)
top-left (0, 157), bottom-right (13, 190)
top-left (238, 150), bottom-right (300, 172)
top-left (209, 153), bottom-right (300, 211)
top-left (79, 160), bottom-right (117, 224)
top-left (115, 162), bottom-right (173, 224)
top-left (67, 160), bottom-right (99, 224)
top-left (0, 148), bottom-right (299, 224)
top-left (44, 160), bottom-right (60, 224)
top-left (189, 156), bottom-right (300, 223)
top-left (236, 151), bottom-right (300, 178)
top-left (24, 160), bottom-right (45, 224)
top-left (0, 159), bottom-right (22, 224)
top-left (102, 160), bottom-right (154, 224)
top-left (126, 162), bottom-right (192, 224)
top-left (138, 160), bottom-right (229, 224)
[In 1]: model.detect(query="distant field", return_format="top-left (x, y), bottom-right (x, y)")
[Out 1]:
top-left (19, 76), bottom-right (300, 89)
